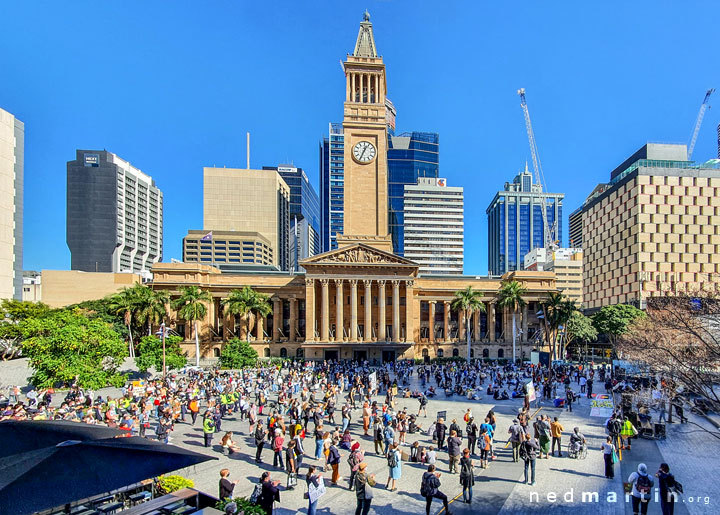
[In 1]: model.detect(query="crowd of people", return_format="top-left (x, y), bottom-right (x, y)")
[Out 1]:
top-left (1, 358), bottom-right (685, 515)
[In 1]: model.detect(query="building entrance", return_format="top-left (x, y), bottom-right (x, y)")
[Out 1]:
top-left (382, 350), bottom-right (396, 363)
top-left (354, 350), bottom-right (367, 362)
top-left (324, 350), bottom-right (339, 361)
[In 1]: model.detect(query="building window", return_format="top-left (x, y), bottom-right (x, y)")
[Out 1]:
top-left (264, 348), bottom-right (270, 358)
top-left (296, 348), bottom-right (304, 359)
top-left (498, 349), bottom-right (504, 359)
top-left (280, 347), bottom-right (287, 358)
top-left (452, 348), bottom-right (459, 357)
top-left (437, 349), bottom-right (444, 357)
top-left (213, 348), bottom-right (220, 357)
top-left (482, 348), bottom-right (489, 358)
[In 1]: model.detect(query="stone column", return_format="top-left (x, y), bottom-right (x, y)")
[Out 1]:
top-left (289, 298), bottom-right (297, 343)
top-left (335, 279), bottom-right (344, 342)
top-left (350, 279), bottom-right (358, 341)
top-left (378, 280), bottom-right (386, 341)
top-left (473, 307), bottom-right (481, 342)
top-left (459, 309), bottom-right (466, 341)
top-left (392, 280), bottom-right (400, 342)
top-left (443, 301), bottom-right (450, 343)
top-left (522, 303), bottom-right (529, 342)
top-left (351, 73), bottom-right (355, 101)
top-left (363, 279), bottom-right (372, 341)
top-left (346, 72), bottom-right (351, 102)
top-left (429, 301), bottom-right (436, 343)
top-left (488, 302), bottom-right (496, 342)
top-left (321, 279), bottom-right (329, 342)
top-left (273, 298), bottom-right (281, 342)
top-left (305, 279), bottom-right (315, 341)
top-left (405, 280), bottom-right (414, 343)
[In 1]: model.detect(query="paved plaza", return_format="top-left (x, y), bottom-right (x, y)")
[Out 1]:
top-left (2, 359), bottom-right (718, 515)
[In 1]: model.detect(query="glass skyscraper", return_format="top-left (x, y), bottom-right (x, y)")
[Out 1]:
top-left (486, 166), bottom-right (563, 275)
top-left (319, 122), bottom-right (345, 251)
top-left (387, 132), bottom-right (439, 255)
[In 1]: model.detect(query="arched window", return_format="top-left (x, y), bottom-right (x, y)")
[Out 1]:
top-left (280, 348), bottom-right (287, 358)
top-left (422, 348), bottom-right (429, 357)
top-left (452, 348), bottom-right (459, 357)
top-left (296, 348), bottom-right (304, 359)
top-left (213, 348), bottom-right (220, 357)
top-left (498, 348), bottom-right (504, 358)
top-left (482, 348), bottom-right (489, 358)
top-left (470, 349), bottom-right (475, 358)
top-left (437, 349), bottom-right (444, 357)
top-left (264, 348), bottom-right (270, 358)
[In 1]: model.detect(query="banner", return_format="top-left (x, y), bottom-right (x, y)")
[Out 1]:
top-left (589, 393), bottom-right (614, 418)
top-left (526, 381), bottom-right (536, 402)
top-left (369, 372), bottom-right (377, 391)
top-left (309, 476), bottom-right (326, 503)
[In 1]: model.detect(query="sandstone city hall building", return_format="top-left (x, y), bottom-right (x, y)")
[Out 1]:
top-left (153, 13), bottom-right (558, 363)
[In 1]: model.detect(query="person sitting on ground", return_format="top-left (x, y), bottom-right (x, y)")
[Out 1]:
top-left (221, 431), bottom-right (241, 454)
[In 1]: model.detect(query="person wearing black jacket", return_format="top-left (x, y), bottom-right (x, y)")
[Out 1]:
top-left (466, 418), bottom-right (478, 456)
top-left (656, 463), bottom-right (677, 515)
top-left (255, 420), bottom-right (267, 463)
top-left (421, 465), bottom-right (452, 515)
top-left (436, 418), bottom-right (448, 450)
top-left (259, 471), bottom-right (280, 515)
top-left (522, 433), bottom-right (540, 485)
top-left (218, 468), bottom-right (238, 500)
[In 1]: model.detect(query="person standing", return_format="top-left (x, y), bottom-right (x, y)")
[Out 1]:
top-left (314, 424), bottom-right (325, 460)
top-left (459, 448), bottom-right (474, 504)
top-left (373, 417), bottom-right (385, 455)
top-left (218, 468), bottom-right (238, 500)
top-left (627, 463), bottom-right (654, 515)
top-left (601, 436), bottom-right (616, 479)
top-left (385, 442), bottom-right (401, 491)
top-left (508, 419), bottom-right (524, 462)
top-left (327, 441), bottom-right (341, 485)
top-left (479, 427), bottom-right (491, 469)
top-left (383, 424), bottom-right (395, 456)
top-left (621, 417), bottom-right (637, 451)
top-left (255, 420), bottom-right (268, 463)
top-left (420, 464), bottom-right (452, 515)
top-left (188, 396), bottom-right (199, 425)
top-left (203, 411), bottom-right (216, 448)
top-left (656, 463), bottom-right (677, 515)
top-left (354, 462), bottom-right (375, 515)
top-left (538, 415), bottom-right (551, 459)
top-left (272, 429), bottom-right (285, 469)
top-left (258, 471), bottom-right (281, 515)
top-left (447, 430), bottom-right (462, 474)
top-left (466, 417), bottom-right (478, 456)
top-left (550, 417), bottom-right (564, 457)
top-left (436, 418), bottom-right (448, 450)
top-left (522, 433), bottom-right (539, 485)
top-left (305, 466), bottom-right (322, 515)
top-left (285, 440), bottom-right (297, 490)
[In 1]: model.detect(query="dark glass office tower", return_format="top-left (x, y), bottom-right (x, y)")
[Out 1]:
top-left (319, 123), bottom-right (345, 252)
top-left (387, 131), bottom-right (439, 255)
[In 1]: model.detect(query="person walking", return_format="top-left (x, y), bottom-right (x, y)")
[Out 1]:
top-left (656, 463), bottom-right (678, 515)
top-left (628, 463), bottom-right (654, 515)
top-left (255, 420), bottom-right (267, 463)
top-left (447, 429), bottom-right (462, 473)
top-left (459, 448), bottom-right (475, 504)
top-left (305, 466), bottom-right (322, 515)
top-left (550, 416), bottom-right (564, 457)
top-left (521, 433), bottom-right (539, 485)
top-left (420, 464), bottom-right (452, 515)
top-left (203, 411), bottom-right (216, 448)
top-left (508, 419), bottom-right (524, 462)
top-left (621, 417), bottom-right (637, 451)
top-left (327, 441), bottom-right (341, 485)
top-left (354, 462), bottom-right (375, 515)
top-left (385, 442), bottom-right (401, 491)
top-left (479, 426), bottom-right (491, 469)
top-left (601, 436), bottom-right (616, 479)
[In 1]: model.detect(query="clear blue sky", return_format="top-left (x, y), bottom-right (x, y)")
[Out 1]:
top-left (2, 1), bottom-right (719, 275)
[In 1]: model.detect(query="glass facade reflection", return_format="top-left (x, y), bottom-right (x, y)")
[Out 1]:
top-left (320, 123), bottom-right (345, 251)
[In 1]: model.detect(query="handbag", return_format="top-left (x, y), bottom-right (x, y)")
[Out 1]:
top-left (611, 450), bottom-right (618, 463)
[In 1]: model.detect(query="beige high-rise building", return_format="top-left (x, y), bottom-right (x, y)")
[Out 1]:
top-left (0, 108), bottom-right (23, 300)
top-left (336, 11), bottom-right (393, 252)
top-left (203, 167), bottom-right (290, 270)
top-left (525, 248), bottom-right (583, 306)
top-left (183, 230), bottom-right (273, 270)
top-left (575, 143), bottom-right (720, 311)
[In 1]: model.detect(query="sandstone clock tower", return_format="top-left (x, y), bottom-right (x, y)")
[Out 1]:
top-left (336, 11), bottom-right (394, 253)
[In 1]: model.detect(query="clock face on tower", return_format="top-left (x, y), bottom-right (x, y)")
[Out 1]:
top-left (352, 140), bottom-right (376, 163)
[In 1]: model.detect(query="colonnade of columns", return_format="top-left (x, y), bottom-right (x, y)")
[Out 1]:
top-left (305, 277), bottom-right (413, 343)
top-left (424, 300), bottom-right (498, 344)
top-left (346, 71), bottom-right (383, 104)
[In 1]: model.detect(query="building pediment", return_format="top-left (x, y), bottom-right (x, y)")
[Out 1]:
top-left (301, 243), bottom-right (417, 267)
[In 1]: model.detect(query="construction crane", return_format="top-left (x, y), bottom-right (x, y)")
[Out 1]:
top-left (518, 88), bottom-right (557, 251)
top-left (688, 88), bottom-right (714, 160)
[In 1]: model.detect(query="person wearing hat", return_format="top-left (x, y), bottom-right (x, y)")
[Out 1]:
top-left (627, 463), bottom-right (654, 515)
top-left (354, 462), bottom-right (375, 515)
top-left (347, 441), bottom-right (364, 490)
top-left (272, 427), bottom-right (285, 469)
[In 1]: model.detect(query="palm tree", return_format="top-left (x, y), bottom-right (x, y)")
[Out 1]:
top-left (222, 286), bottom-right (273, 343)
top-left (541, 292), bottom-right (564, 359)
top-left (108, 286), bottom-right (142, 358)
top-left (171, 285), bottom-right (213, 366)
top-left (496, 279), bottom-right (527, 364)
top-left (556, 298), bottom-right (578, 360)
top-left (138, 288), bottom-right (171, 336)
top-left (451, 286), bottom-right (485, 363)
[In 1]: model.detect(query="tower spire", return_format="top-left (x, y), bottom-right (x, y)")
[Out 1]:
top-left (353, 11), bottom-right (378, 57)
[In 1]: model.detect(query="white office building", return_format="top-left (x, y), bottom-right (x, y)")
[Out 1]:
top-left (0, 107), bottom-right (24, 300)
top-left (403, 177), bottom-right (464, 274)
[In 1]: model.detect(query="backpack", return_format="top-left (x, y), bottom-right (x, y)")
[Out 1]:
top-left (420, 474), bottom-right (435, 497)
top-left (463, 413), bottom-right (470, 423)
top-left (636, 474), bottom-right (652, 498)
top-left (387, 450), bottom-right (398, 468)
top-left (519, 441), bottom-right (530, 461)
top-left (249, 481), bottom-right (263, 504)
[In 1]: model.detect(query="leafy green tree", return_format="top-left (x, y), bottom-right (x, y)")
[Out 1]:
top-left (67, 298), bottom-right (128, 338)
top-left (135, 334), bottom-right (186, 373)
top-left (172, 286), bottom-right (213, 366)
top-left (136, 288), bottom-right (170, 336)
top-left (20, 310), bottom-right (127, 389)
top-left (451, 286), bottom-right (485, 363)
top-left (219, 338), bottom-right (259, 369)
top-left (221, 286), bottom-right (272, 342)
top-left (497, 279), bottom-right (527, 363)
top-left (0, 300), bottom-right (52, 359)
top-left (592, 304), bottom-right (646, 348)
top-left (564, 311), bottom-right (598, 359)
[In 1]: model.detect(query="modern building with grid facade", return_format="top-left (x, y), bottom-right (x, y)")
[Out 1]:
top-left (183, 230), bottom-right (273, 270)
top-left (0, 107), bottom-right (23, 300)
top-left (525, 248), bottom-right (583, 306)
top-left (486, 165), bottom-right (564, 275)
top-left (577, 143), bottom-right (720, 311)
top-left (320, 123), bottom-right (345, 252)
top-left (203, 167), bottom-right (290, 271)
top-left (403, 177), bottom-right (463, 274)
top-left (67, 150), bottom-right (163, 275)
